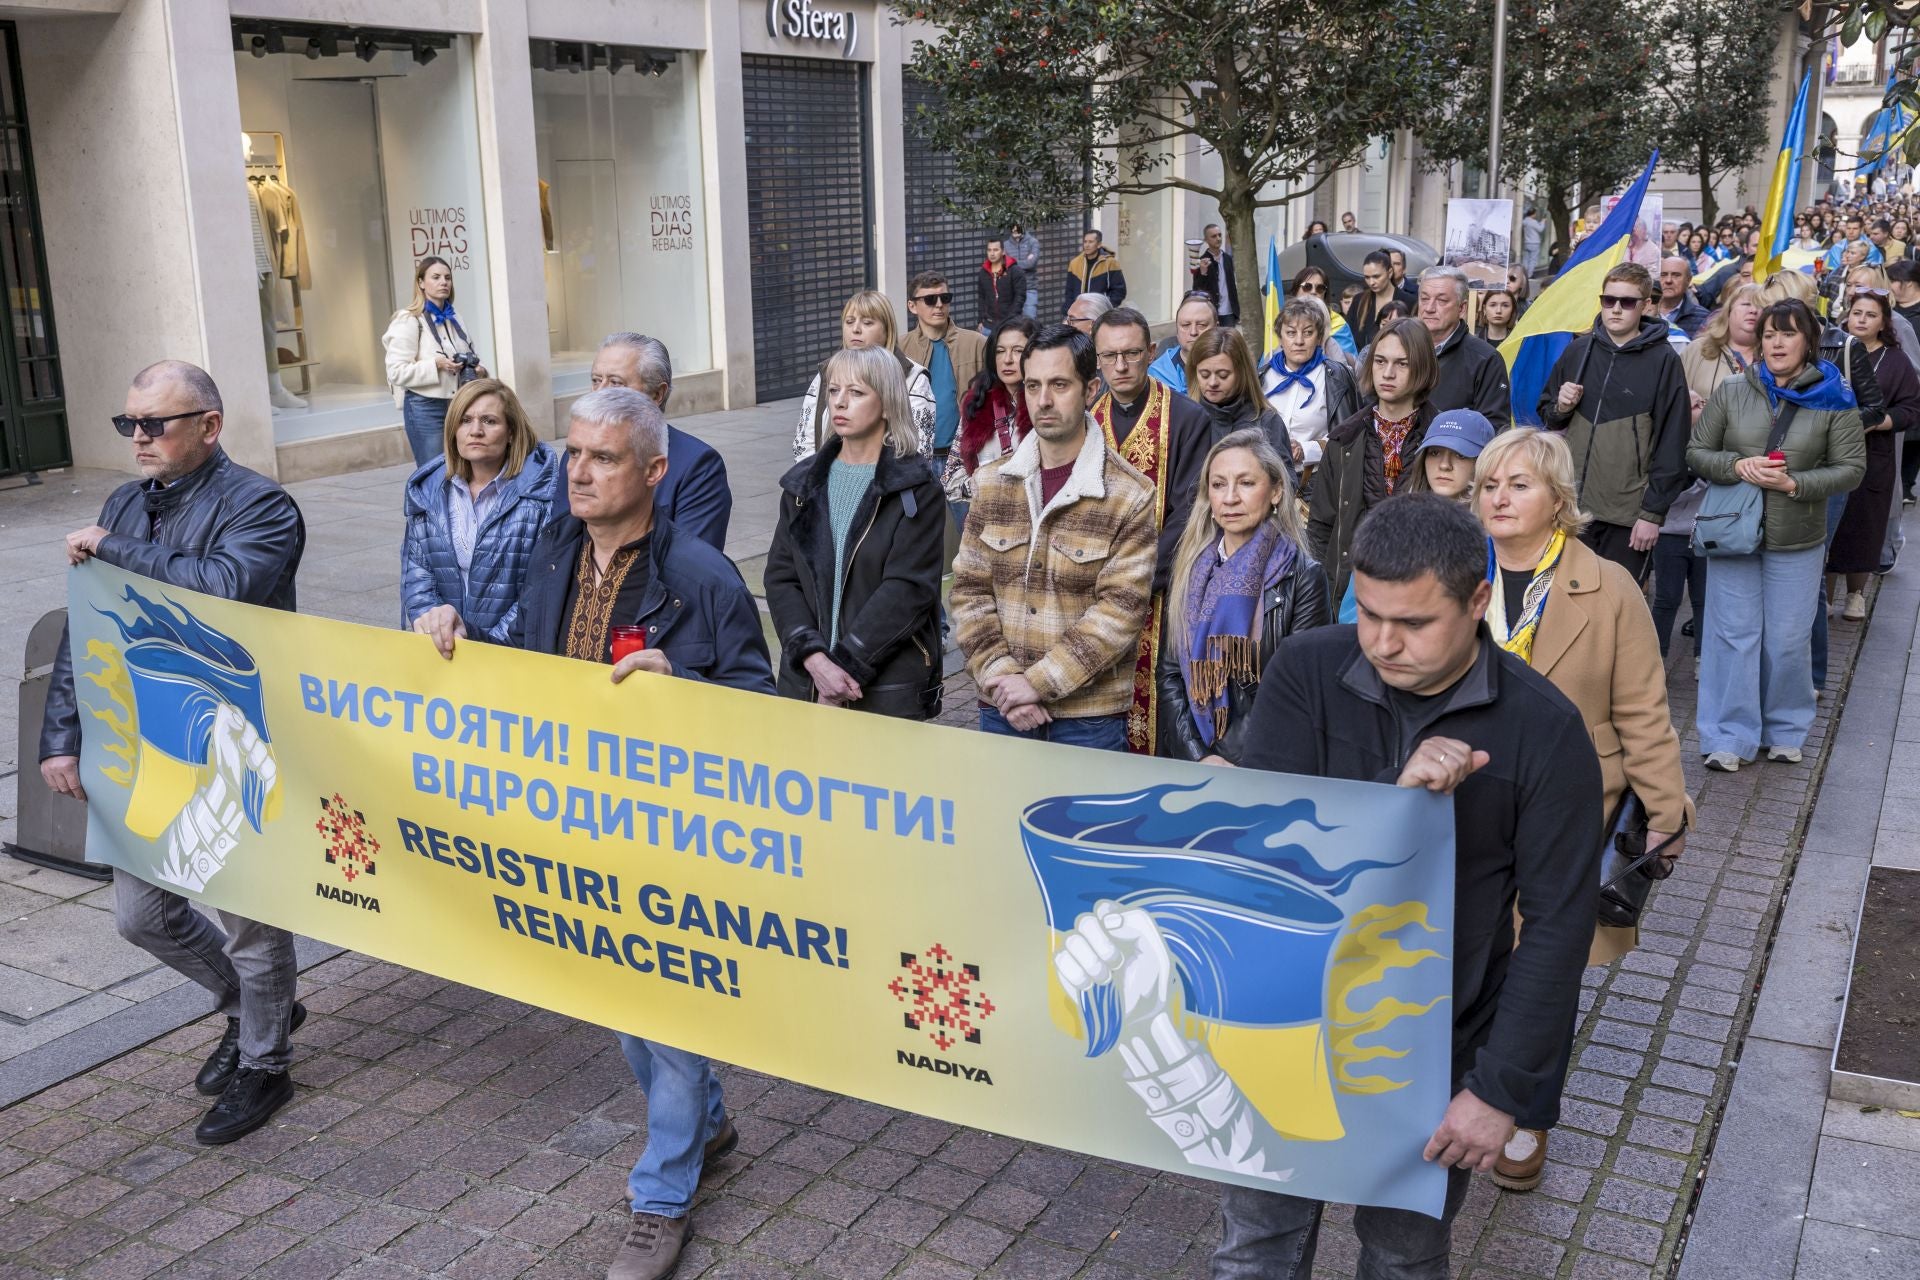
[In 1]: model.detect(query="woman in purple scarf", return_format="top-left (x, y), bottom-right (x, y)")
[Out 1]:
top-left (1155, 428), bottom-right (1331, 763)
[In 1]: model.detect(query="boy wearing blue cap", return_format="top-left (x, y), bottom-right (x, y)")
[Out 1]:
top-left (1403, 409), bottom-right (1497, 500)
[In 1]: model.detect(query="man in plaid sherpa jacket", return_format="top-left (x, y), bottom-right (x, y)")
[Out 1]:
top-left (950, 324), bottom-right (1158, 750)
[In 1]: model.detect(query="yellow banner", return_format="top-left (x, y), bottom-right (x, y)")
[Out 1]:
top-left (67, 561), bottom-right (1458, 1214)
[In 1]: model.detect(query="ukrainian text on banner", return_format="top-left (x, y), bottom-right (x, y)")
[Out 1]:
top-left (67, 562), bottom-right (1458, 1215)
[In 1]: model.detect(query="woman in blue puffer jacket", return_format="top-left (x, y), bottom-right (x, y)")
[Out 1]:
top-left (401, 378), bottom-right (558, 635)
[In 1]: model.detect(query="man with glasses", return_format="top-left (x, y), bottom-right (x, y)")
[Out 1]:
top-left (1090, 306), bottom-right (1209, 752)
top-left (571, 332), bottom-right (731, 551)
top-left (1065, 292), bottom-right (1114, 335)
top-left (1539, 262), bottom-right (1691, 578)
top-left (1418, 265), bottom-right (1514, 430)
top-left (39, 360), bottom-right (307, 1146)
top-left (1062, 228), bottom-right (1127, 317)
top-left (900, 272), bottom-right (985, 469)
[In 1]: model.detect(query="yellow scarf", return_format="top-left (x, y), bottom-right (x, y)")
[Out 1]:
top-left (1487, 530), bottom-right (1566, 665)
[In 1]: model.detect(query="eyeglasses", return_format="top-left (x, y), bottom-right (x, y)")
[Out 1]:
top-left (1295, 282), bottom-right (1326, 295)
top-left (1097, 348), bottom-right (1150, 367)
top-left (912, 292), bottom-right (953, 307)
top-left (1852, 286), bottom-right (1890, 298)
top-left (1599, 295), bottom-right (1644, 309)
top-left (111, 409), bottom-right (213, 438)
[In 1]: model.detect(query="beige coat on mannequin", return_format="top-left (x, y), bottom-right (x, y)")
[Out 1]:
top-left (1524, 535), bottom-right (1694, 964)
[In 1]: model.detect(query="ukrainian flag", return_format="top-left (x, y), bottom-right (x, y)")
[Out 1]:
top-left (1264, 236), bottom-right (1283, 361)
top-left (1499, 152), bottom-right (1658, 427)
top-left (1757, 73), bottom-right (1811, 282)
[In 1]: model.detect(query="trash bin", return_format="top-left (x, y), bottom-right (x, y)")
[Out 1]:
top-left (5, 608), bottom-right (106, 880)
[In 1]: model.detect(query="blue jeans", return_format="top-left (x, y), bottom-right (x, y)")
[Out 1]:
top-left (617, 1034), bottom-right (726, 1217)
top-left (1650, 534), bottom-right (1706, 657)
top-left (1022, 289), bottom-right (1039, 320)
top-left (1215, 1167), bottom-right (1470, 1279)
top-left (402, 391), bottom-right (450, 469)
top-left (979, 705), bottom-right (1128, 750)
top-left (1699, 544), bottom-right (1824, 758)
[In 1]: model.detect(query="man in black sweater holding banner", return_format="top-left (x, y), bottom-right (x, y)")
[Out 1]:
top-left (1216, 495), bottom-right (1603, 1280)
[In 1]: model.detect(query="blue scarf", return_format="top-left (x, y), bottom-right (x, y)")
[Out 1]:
top-left (424, 298), bottom-right (459, 327)
top-left (1181, 523), bottom-right (1297, 748)
top-left (1265, 349), bottom-right (1326, 407)
top-left (1756, 359), bottom-right (1855, 413)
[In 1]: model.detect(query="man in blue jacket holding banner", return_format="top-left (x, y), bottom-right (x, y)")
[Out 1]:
top-left (415, 386), bottom-right (772, 1280)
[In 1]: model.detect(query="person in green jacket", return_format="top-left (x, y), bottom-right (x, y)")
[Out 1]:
top-left (1687, 298), bottom-right (1866, 773)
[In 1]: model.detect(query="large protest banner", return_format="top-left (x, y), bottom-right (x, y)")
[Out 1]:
top-left (66, 561), bottom-right (1458, 1215)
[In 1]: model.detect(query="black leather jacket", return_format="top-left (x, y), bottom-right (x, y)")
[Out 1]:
top-left (765, 438), bottom-right (948, 720)
top-left (1155, 549), bottom-right (1331, 763)
top-left (40, 449), bottom-right (305, 761)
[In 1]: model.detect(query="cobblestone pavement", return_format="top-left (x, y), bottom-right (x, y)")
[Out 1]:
top-left (0, 443), bottom-right (1891, 1279)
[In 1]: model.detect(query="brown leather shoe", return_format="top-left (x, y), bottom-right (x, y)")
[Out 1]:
top-left (703, 1118), bottom-right (739, 1165)
top-left (607, 1211), bottom-right (687, 1280)
top-left (1492, 1127), bottom-right (1547, 1192)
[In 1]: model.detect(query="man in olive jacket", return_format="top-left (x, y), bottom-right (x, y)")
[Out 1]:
top-left (1541, 263), bottom-right (1693, 578)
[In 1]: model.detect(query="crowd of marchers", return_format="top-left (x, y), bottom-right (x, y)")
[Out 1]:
top-left (35, 187), bottom-right (1906, 1277)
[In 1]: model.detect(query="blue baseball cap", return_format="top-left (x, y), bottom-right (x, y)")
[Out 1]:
top-left (1413, 409), bottom-right (1497, 459)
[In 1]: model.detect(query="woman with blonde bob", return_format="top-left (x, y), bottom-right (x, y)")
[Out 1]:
top-left (402, 377), bottom-right (557, 638)
top-left (1473, 427), bottom-right (1690, 1194)
top-left (792, 290), bottom-right (936, 459)
top-left (1154, 427), bottom-right (1329, 763)
top-left (766, 346), bottom-right (948, 720)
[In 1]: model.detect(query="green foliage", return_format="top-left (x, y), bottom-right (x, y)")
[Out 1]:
top-left (1416, 0), bottom-right (1663, 244)
top-left (888, 0), bottom-right (1458, 225)
top-left (1652, 0), bottom-right (1777, 224)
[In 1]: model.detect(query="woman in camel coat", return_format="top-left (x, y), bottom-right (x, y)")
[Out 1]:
top-left (1475, 426), bottom-right (1693, 1190)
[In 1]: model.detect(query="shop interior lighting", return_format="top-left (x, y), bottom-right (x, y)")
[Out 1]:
top-left (263, 30), bottom-right (285, 55)
top-left (528, 39), bottom-right (679, 77)
top-left (229, 20), bottom-right (454, 66)
top-left (355, 37), bottom-right (378, 62)
top-left (412, 41), bottom-right (437, 66)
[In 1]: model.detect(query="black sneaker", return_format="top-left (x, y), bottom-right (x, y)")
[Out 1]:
top-left (195, 1000), bottom-right (306, 1096)
top-left (194, 1067), bottom-right (294, 1145)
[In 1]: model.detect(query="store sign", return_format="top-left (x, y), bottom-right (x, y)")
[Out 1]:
top-left (411, 206), bottom-right (472, 271)
top-left (767, 0), bottom-right (859, 58)
top-left (650, 195), bottom-right (697, 252)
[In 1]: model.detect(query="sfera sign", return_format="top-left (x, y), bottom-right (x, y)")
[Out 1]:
top-left (767, 0), bottom-right (859, 57)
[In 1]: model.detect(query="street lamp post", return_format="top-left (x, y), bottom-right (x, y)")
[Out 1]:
top-left (1488, 0), bottom-right (1508, 198)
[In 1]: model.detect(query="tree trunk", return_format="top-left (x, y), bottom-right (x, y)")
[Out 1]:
top-left (1698, 142), bottom-right (1718, 227)
top-left (1547, 183), bottom-right (1573, 261)
top-left (1220, 178), bottom-right (1266, 362)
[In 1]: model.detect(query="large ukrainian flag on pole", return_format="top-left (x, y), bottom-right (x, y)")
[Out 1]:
top-left (1757, 72), bottom-right (1812, 283)
top-left (1499, 152), bottom-right (1658, 427)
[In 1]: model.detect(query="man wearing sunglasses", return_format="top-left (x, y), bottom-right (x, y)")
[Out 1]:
top-left (39, 359), bottom-right (307, 1145)
top-left (1539, 262), bottom-right (1692, 579)
top-left (900, 271), bottom-right (985, 468)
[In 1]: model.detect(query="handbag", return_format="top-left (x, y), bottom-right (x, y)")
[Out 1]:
top-left (1691, 400), bottom-right (1798, 558)
top-left (1597, 791), bottom-right (1685, 929)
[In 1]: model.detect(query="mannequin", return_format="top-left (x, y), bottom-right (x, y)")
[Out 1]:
top-left (244, 134), bottom-right (306, 410)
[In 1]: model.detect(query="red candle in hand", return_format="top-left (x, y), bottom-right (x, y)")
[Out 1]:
top-left (610, 625), bottom-right (647, 662)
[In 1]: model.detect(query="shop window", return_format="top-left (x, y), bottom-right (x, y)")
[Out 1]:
top-left (231, 22), bottom-right (492, 443)
top-left (531, 44), bottom-right (711, 386)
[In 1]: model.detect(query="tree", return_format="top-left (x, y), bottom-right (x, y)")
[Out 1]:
top-left (1652, 0), bottom-right (1778, 226)
top-left (887, 0), bottom-right (1460, 328)
top-left (1418, 0), bottom-right (1662, 250)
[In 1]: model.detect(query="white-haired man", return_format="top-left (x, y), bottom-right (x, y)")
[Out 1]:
top-left (416, 387), bottom-right (771, 1280)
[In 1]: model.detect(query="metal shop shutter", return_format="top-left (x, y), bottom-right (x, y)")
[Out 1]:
top-left (903, 76), bottom-right (1087, 331)
top-left (743, 56), bottom-right (874, 402)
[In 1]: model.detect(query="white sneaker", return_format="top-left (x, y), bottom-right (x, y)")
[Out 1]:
top-left (1705, 752), bottom-right (1743, 772)
top-left (1766, 746), bottom-right (1803, 764)
top-left (1843, 591), bottom-right (1867, 621)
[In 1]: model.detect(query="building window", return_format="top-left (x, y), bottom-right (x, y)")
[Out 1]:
top-left (232, 23), bottom-right (492, 443)
top-left (532, 44), bottom-right (711, 386)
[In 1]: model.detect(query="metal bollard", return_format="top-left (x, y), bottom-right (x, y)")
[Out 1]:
top-left (5, 608), bottom-right (107, 880)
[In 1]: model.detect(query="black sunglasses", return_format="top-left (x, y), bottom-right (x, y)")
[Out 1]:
top-left (1598, 295), bottom-right (1644, 309)
top-left (111, 409), bottom-right (213, 438)
top-left (912, 292), bottom-right (953, 306)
